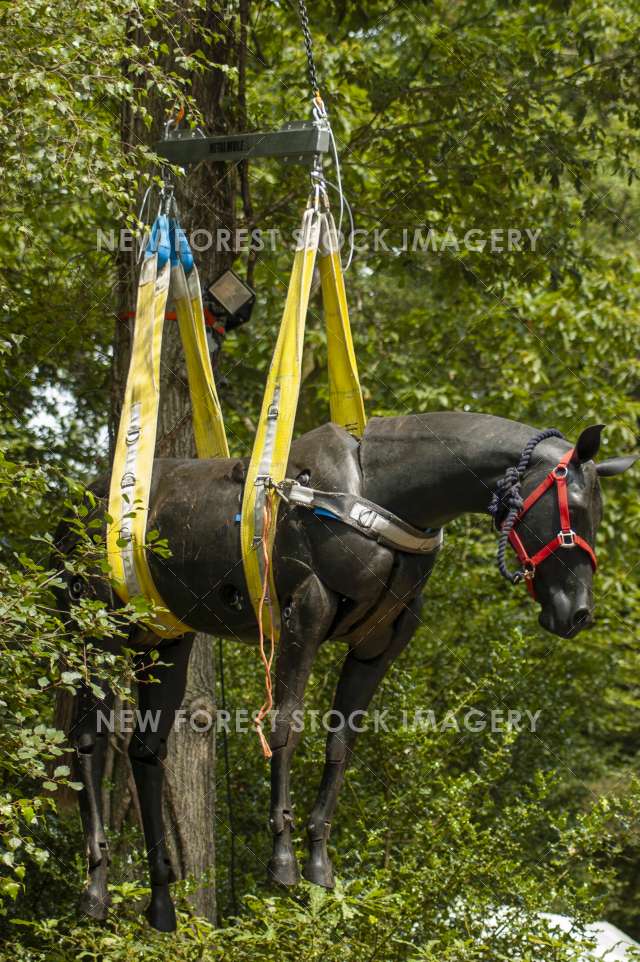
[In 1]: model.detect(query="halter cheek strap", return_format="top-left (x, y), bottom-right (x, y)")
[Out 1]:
top-left (507, 447), bottom-right (597, 598)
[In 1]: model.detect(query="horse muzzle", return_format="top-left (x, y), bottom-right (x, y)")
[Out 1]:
top-left (538, 592), bottom-right (594, 638)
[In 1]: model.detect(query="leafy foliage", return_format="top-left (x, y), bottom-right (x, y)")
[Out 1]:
top-left (1, 0), bottom-right (640, 958)
top-left (0, 443), bottom-right (157, 911)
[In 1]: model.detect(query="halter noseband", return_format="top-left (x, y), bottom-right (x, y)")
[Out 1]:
top-left (488, 429), bottom-right (597, 600)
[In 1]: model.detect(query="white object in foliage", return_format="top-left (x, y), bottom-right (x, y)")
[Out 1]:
top-left (540, 914), bottom-right (639, 960)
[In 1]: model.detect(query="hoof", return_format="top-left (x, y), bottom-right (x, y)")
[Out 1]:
top-left (302, 851), bottom-right (334, 889)
top-left (268, 852), bottom-right (300, 887)
top-left (79, 885), bottom-right (110, 922)
top-left (145, 886), bottom-right (177, 932)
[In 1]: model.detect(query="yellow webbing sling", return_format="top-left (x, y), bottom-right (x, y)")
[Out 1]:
top-left (172, 234), bottom-right (229, 460)
top-left (107, 197), bottom-right (365, 646)
top-left (319, 211), bottom-right (367, 435)
top-left (240, 203), bottom-right (366, 641)
top-left (106, 214), bottom-right (228, 637)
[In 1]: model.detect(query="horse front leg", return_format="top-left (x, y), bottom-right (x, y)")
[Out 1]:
top-left (304, 597), bottom-right (422, 888)
top-left (72, 675), bottom-right (115, 921)
top-left (268, 573), bottom-right (337, 887)
top-left (128, 634), bottom-right (194, 932)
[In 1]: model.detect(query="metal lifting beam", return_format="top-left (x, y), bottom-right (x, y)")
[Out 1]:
top-left (156, 120), bottom-right (330, 168)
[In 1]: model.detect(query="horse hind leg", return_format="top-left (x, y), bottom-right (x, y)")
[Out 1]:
top-left (129, 634), bottom-right (194, 932)
top-left (304, 597), bottom-right (422, 888)
top-left (268, 572), bottom-right (337, 887)
top-left (72, 676), bottom-right (115, 921)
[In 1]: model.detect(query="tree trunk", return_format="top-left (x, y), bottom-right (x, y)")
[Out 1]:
top-left (108, 2), bottom-right (241, 923)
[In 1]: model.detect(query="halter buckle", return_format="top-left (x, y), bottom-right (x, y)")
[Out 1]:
top-left (552, 463), bottom-right (569, 480)
top-left (558, 529), bottom-right (576, 547)
top-left (522, 560), bottom-right (536, 580)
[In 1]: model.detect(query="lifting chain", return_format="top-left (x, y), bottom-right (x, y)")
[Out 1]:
top-left (297, 0), bottom-right (320, 99)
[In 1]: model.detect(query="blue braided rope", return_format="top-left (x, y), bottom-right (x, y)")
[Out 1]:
top-left (488, 428), bottom-right (565, 584)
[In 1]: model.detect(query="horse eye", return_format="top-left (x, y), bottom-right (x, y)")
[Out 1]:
top-left (69, 577), bottom-right (85, 600)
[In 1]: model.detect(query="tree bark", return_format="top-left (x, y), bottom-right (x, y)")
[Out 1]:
top-left (108, 2), bottom-right (241, 923)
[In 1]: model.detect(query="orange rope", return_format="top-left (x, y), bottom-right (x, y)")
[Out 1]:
top-left (254, 491), bottom-right (276, 758)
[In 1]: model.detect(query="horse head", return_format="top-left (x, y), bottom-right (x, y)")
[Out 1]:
top-left (492, 424), bottom-right (637, 639)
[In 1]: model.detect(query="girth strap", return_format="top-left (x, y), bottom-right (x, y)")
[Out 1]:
top-left (278, 480), bottom-right (443, 555)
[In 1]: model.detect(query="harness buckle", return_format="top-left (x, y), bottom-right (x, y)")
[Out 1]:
top-left (558, 529), bottom-right (576, 547)
top-left (350, 504), bottom-right (376, 529)
top-left (285, 482), bottom-right (314, 507)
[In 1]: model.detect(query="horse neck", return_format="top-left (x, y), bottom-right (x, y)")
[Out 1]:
top-left (360, 412), bottom-right (568, 529)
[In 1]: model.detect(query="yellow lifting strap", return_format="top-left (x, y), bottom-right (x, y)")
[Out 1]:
top-left (240, 203), bottom-right (366, 641)
top-left (173, 254), bottom-right (230, 461)
top-left (319, 211), bottom-right (367, 436)
top-left (106, 215), bottom-right (229, 637)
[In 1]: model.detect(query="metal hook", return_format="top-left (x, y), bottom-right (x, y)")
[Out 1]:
top-left (159, 167), bottom-right (176, 217)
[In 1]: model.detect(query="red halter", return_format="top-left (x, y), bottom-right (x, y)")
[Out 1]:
top-left (507, 447), bottom-right (597, 598)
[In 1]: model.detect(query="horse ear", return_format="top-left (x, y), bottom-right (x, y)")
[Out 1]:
top-left (596, 454), bottom-right (640, 477)
top-left (572, 424), bottom-right (605, 464)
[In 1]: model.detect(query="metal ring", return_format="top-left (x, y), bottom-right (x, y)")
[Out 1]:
top-left (552, 464), bottom-right (568, 479)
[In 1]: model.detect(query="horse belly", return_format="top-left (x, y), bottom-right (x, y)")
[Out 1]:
top-left (146, 459), bottom-right (258, 640)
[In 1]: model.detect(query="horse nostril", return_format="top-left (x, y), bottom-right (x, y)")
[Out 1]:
top-left (573, 607), bottom-right (592, 630)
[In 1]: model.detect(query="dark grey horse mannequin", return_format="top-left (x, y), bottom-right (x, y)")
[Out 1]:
top-left (56, 411), bottom-right (636, 930)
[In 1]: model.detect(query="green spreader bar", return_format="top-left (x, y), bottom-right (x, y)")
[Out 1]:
top-left (156, 120), bottom-right (330, 168)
